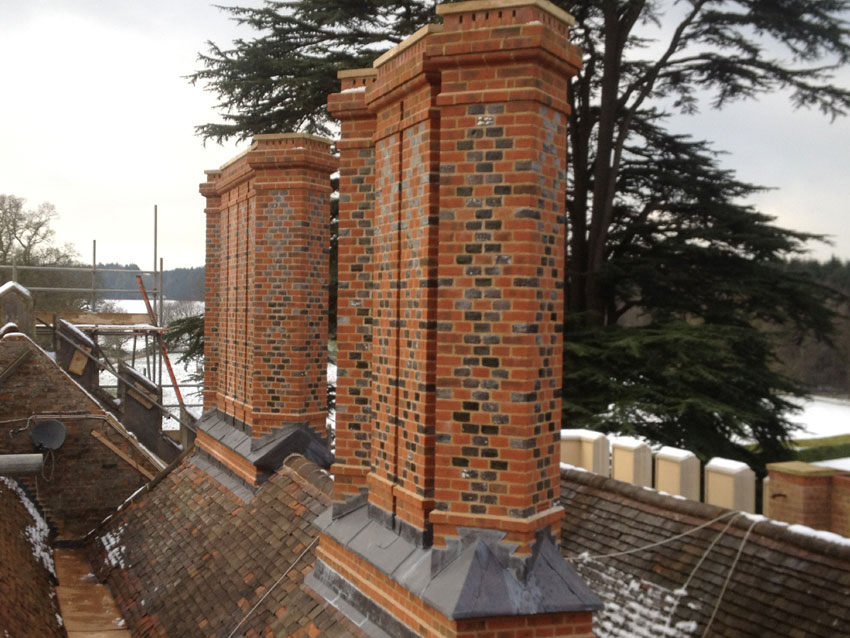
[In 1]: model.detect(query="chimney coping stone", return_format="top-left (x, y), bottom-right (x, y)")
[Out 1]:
top-left (767, 460), bottom-right (837, 477)
top-left (337, 68), bottom-right (378, 79)
top-left (372, 23), bottom-right (443, 68)
top-left (435, 0), bottom-right (576, 26)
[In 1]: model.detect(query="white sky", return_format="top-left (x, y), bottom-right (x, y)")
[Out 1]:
top-left (1, 1), bottom-right (849, 269)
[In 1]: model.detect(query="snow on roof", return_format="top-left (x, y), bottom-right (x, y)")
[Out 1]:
top-left (610, 435), bottom-right (647, 450)
top-left (0, 477), bottom-right (55, 577)
top-left (562, 464), bottom-right (850, 637)
top-left (576, 557), bottom-right (699, 638)
top-left (656, 446), bottom-right (696, 461)
top-left (560, 462), bottom-right (589, 473)
top-left (560, 428), bottom-right (607, 441)
top-left (0, 281), bottom-right (31, 297)
top-left (1, 322), bottom-right (22, 336)
top-left (101, 523), bottom-right (128, 569)
top-left (58, 319), bottom-right (94, 346)
top-left (705, 457), bottom-right (751, 474)
top-left (785, 522), bottom-right (850, 548)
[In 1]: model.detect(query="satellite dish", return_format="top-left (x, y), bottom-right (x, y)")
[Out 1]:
top-left (30, 420), bottom-right (67, 451)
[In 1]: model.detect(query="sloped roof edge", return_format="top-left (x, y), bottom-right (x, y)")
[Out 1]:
top-left (561, 465), bottom-right (850, 562)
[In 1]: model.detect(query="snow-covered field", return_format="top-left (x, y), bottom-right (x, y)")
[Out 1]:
top-left (788, 395), bottom-right (850, 440)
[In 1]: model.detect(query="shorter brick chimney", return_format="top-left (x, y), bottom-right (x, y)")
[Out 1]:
top-left (766, 461), bottom-right (850, 536)
top-left (196, 133), bottom-right (337, 485)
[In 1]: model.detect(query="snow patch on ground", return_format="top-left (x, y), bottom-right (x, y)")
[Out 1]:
top-left (814, 457), bottom-right (850, 471)
top-left (790, 395), bottom-right (850, 439)
top-left (0, 477), bottom-right (55, 577)
top-left (101, 524), bottom-right (128, 569)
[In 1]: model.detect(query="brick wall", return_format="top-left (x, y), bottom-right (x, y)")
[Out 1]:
top-left (832, 474), bottom-right (850, 537)
top-left (199, 134), bottom-right (337, 440)
top-left (0, 333), bottom-right (159, 539)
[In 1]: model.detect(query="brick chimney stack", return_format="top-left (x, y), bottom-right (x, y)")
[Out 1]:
top-left (310, 2), bottom-right (602, 636)
top-left (326, 69), bottom-right (379, 504)
top-left (197, 134), bottom-right (337, 485)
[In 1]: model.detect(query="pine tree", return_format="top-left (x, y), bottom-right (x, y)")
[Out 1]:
top-left (189, 0), bottom-right (850, 468)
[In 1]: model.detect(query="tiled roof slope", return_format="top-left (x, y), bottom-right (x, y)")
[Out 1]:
top-left (0, 478), bottom-right (64, 637)
top-left (560, 467), bottom-right (850, 638)
top-left (85, 451), bottom-right (367, 638)
top-left (0, 333), bottom-right (159, 539)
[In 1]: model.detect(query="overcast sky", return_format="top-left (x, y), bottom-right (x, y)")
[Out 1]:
top-left (1, 0), bottom-right (848, 270)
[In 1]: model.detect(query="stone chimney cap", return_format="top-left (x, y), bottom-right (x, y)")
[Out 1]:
top-left (767, 460), bottom-right (837, 477)
top-left (372, 24), bottom-right (443, 68)
top-left (436, 0), bottom-right (576, 26)
top-left (337, 68), bottom-right (377, 80)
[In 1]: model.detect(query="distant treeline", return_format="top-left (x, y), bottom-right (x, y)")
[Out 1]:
top-left (71, 257), bottom-right (850, 397)
top-left (776, 257), bottom-right (850, 397)
top-left (96, 264), bottom-right (205, 301)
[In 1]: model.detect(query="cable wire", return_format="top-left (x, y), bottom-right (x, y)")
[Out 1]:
top-left (226, 536), bottom-right (319, 638)
top-left (662, 513), bottom-right (742, 633)
top-left (701, 517), bottom-right (759, 637)
top-left (566, 509), bottom-right (740, 561)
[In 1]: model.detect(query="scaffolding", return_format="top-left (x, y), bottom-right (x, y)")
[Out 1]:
top-left (0, 206), bottom-right (202, 427)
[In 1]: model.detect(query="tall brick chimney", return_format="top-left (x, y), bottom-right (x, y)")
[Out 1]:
top-left (326, 68), bottom-right (378, 504)
top-left (197, 133), bottom-right (337, 485)
top-left (309, 2), bottom-right (602, 636)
